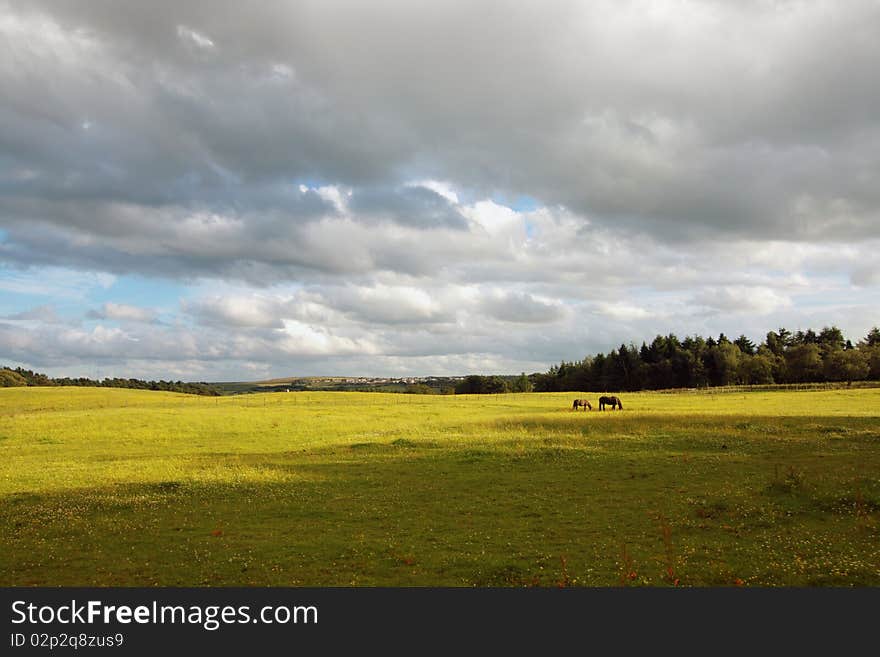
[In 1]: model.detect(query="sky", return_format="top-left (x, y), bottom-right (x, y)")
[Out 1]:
top-left (1, 0), bottom-right (879, 381)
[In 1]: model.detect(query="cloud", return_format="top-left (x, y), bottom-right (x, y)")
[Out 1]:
top-left (693, 286), bottom-right (793, 316)
top-left (406, 180), bottom-right (459, 205)
top-left (176, 25), bottom-right (215, 51)
top-left (480, 291), bottom-right (566, 324)
top-left (1, 1), bottom-right (879, 379)
top-left (277, 320), bottom-right (379, 357)
top-left (316, 284), bottom-right (457, 325)
top-left (2, 304), bottom-right (62, 323)
top-left (86, 302), bottom-right (159, 323)
top-left (851, 265), bottom-right (880, 287)
top-left (2, 1), bottom-right (879, 259)
top-left (595, 302), bottom-right (653, 322)
top-left (185, 296), bottom-right (287, 328)
top-left (0, 266), bottom-right (115, 298)
top-left (346, 185), bottom-right (469, 230)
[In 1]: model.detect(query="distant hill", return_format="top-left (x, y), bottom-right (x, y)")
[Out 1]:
top-left (211, 375), bottom-right (468, 395)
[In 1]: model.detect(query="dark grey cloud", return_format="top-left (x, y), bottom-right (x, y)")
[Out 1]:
top-left (2, 0), bottom-right (878, 278)
top-left (480, 291), bottom-right (566, 324)
top-left (347, 186), bottom-right (468, 230)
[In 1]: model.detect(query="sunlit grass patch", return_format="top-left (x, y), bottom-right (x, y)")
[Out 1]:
top-left (1, 386), bottom-right (879, 585)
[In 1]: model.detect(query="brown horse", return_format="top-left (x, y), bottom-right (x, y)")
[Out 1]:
top-left (598, 395), bottom-right (622, 411)
top-left (572, 399), bottom-right (592, 411)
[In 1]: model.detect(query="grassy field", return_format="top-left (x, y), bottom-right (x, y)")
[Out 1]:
top-left (1, 387), bottom-right (878, 586)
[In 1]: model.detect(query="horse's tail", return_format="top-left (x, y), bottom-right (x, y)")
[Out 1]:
top-left (617, 398), bottom-right (623, 410)
top-left (572, 399), bottom-right (578, 409)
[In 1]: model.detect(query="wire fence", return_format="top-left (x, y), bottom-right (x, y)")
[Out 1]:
top-left (651, 380), bottom-right (880, 394)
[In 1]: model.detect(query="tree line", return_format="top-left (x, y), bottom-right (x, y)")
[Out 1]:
top-left (0, 366), bottom-right (222, 395)
top-left (454, 373), bottom-right (534, 394)
top-left (531, 326), bottom-right (880, 392)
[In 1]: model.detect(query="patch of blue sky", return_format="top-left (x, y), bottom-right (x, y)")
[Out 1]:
top-left (491, 193), bottom-right (541, 213)
top-left (0, 287), bottom-right (44, 317)
top-left (0, 265), bottom-right (190, 323)
top-left (0, 265), bottom-right (107, 316)
top-left (91, 275), bottom-right (187, 312)
top-left (485, 194), bottom-right (542, 237)
top-left (293, 177), bottom-right (332, 191)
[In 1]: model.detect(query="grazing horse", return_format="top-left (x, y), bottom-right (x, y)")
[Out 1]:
top-left (572, 399), bottom-right (592, 411)
top-left (598, 395), bottom-right (623, 411)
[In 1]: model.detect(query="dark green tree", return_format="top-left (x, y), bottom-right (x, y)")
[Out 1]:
top-left (818, 326), bottom-right (845, 354)
top-left (510, 372), bottom-right (534, 393)
top-left (734, 335), bottom-right (756, 355)
top-left (823, 349), bottom-right (869, 383)
top-left (785, 344), bottom-right (823, 382)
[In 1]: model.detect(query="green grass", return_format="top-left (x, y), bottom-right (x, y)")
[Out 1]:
top-left (1, 387), bottom-right (879, 586)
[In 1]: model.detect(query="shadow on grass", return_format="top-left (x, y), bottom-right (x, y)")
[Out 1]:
top-left (2, 428), bottom-right (879, 587)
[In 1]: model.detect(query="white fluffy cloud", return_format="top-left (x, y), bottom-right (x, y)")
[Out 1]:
top-left (87, 302), bottom-right (158, 323)
top-left (693, 286), bottom-right (793, 316)
top-left (596, 302), bottom-right (653, 322)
